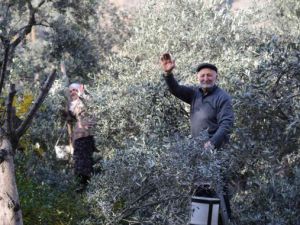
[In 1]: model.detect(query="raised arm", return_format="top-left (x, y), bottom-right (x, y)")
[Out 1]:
top-left (160, 53), bottom-right (194, 104)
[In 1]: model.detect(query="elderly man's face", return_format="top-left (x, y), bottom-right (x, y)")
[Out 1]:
top-left (70, 88), bottom-right (79, 100)
top-left (197, 68), bottom-right (217, 89)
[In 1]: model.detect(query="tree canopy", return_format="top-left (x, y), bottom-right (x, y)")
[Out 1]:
top-left (83, 0), bottom-right (300, 224)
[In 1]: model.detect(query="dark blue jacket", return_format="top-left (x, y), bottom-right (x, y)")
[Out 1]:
top-left (164, 73), bottom-right (234, 148)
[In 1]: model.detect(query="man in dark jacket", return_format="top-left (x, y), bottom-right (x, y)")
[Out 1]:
top-left (160, 53), bottom-right (234, 149)
top-left (160, 53), bottom-right (234, 221)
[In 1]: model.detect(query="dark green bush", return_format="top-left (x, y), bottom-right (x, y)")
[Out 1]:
top-left (16, 152), bottom-right (88, 225)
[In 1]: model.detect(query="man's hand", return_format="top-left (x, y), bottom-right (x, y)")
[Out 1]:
top-left (204, 141), bottom-right (215, 150)
top-left (160, 53), bottom-right (175, 74)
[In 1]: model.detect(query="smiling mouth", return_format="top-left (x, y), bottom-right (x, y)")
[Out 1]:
top-left (201, 82), bottom-right (213, 85)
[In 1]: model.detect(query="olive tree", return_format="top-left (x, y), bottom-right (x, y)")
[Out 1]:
top-left (81, 0), bottom-right (299, 224)
top-left (0, 0), bottom-right (110, 224)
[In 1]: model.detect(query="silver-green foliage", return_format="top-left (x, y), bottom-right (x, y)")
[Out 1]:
top-left (84, 135), bottom-right (226, 225)
top-left (84, 0), bottom-right (299, 224)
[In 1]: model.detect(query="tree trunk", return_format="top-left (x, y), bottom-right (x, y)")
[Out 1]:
top-left (0, 136), bottom-right (23, 225)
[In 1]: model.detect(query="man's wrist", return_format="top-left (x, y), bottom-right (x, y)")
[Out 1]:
top-left (204, 141), bottom-right (215, 150)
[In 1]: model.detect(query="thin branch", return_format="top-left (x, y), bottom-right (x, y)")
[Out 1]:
top-left (16, 69), bottom-right (57, 138)
top-left (26, 0), bottom-right (34, 11)
top-left (276, 107), bottom-right (289, 121)
top-left (10, 1), bottom-right (36, 49)
top-left (27, 0), bottom-right (47, 13)
top-left (274, 93), bottom-right (300, 121)
top-left (274, 74), bottom-right (284, 87)
top-left (37, 0), bottom-right (47, 8)
top-left (5, 3), bottom-right (13, 18)
top-left (0, 1), bottom-right (49, 95)
top-left (6, 84), bottom-right (16, 136)
top-left (179, 104), bottom-right (189, 117)
top-left (13, 24), bottom-right (34, 36)
top-left (106, 187), bottom-right (156, 225)
top-left (110, 196), bottom-right (179, 225)
top-left (9, 0), bottom-right (44, 37)
top-left (0, 44), bottom-right (11, 96)
top-left (10, 24), bottom-right (35, 51)
top-left (0, 3), bottom-right (14, 38)
top-left (282, 93), bottom-right (300, 103)
top-left (35, 22), bottom-right (50, 27)
top-left (0, 35), bottom-right (6, 44)
top-left (271, 73), bottom-right (284, 97)
top-left (4, 4), bottom-right (35, 85)
top-left (124, 187), bottom-right (156, 210)
top-left (9, 0), bottom-right (48, 52)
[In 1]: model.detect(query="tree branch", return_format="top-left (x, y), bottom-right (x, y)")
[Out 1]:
top-left (124, 187), bottom-right (156, 210)
top-left (10, 0), bottom-right (36, 50)
top-left (10, 0), bottom-right (47, 40)
top-left (271, 73), bottom-right (285, 98)
top-left (11, 0), bottom-right (46, 50)
top-left (106, 187), bottom-right (156, 225)
top-left (109, 196), bottom-right (179, 225)
top-left (0, 43), bottom-right (10, 96)
top-left (26, 0), bottom-right (34, 11)
top-left (283, 93), bottom-right (300, 103)
top-left (1, 0), bottom-right (49, 95)
top-left (37, 0), bottom-right (47, 8)
top-left (16, 69), bottom-right (57, 138)
top-left (274, 94), bottom-right (300, 121)
top-left (276, 107), bottom-right (289, 121)
top-left (0, 1), bottom-right (37, 96)
top-left (6, 84), bottom-right (17, 136)
top-left (0, 3), bottom-right (13, 39)
top-left (35, 22), bottom-right (51, 28)
top-left (0, 35), bottom-right (6, 45)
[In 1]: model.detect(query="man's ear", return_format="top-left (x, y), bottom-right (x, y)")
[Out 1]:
top-left (216, 73), bottom-right (219, 80)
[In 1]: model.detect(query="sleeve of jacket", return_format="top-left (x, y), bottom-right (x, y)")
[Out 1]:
top-left (163, 73), bottom-right (194, 104)
top-left (210, 95), bottom-right (234, 148)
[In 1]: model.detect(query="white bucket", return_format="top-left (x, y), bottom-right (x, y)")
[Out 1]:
top-left (190, 196), bottom-right (220, 225)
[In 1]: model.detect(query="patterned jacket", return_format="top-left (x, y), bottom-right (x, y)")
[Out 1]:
top-left (68, 97), bottom-right (94, 141)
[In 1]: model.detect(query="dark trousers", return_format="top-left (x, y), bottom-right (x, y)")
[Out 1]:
top-left (73, 135), bottom-right (95, 180)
